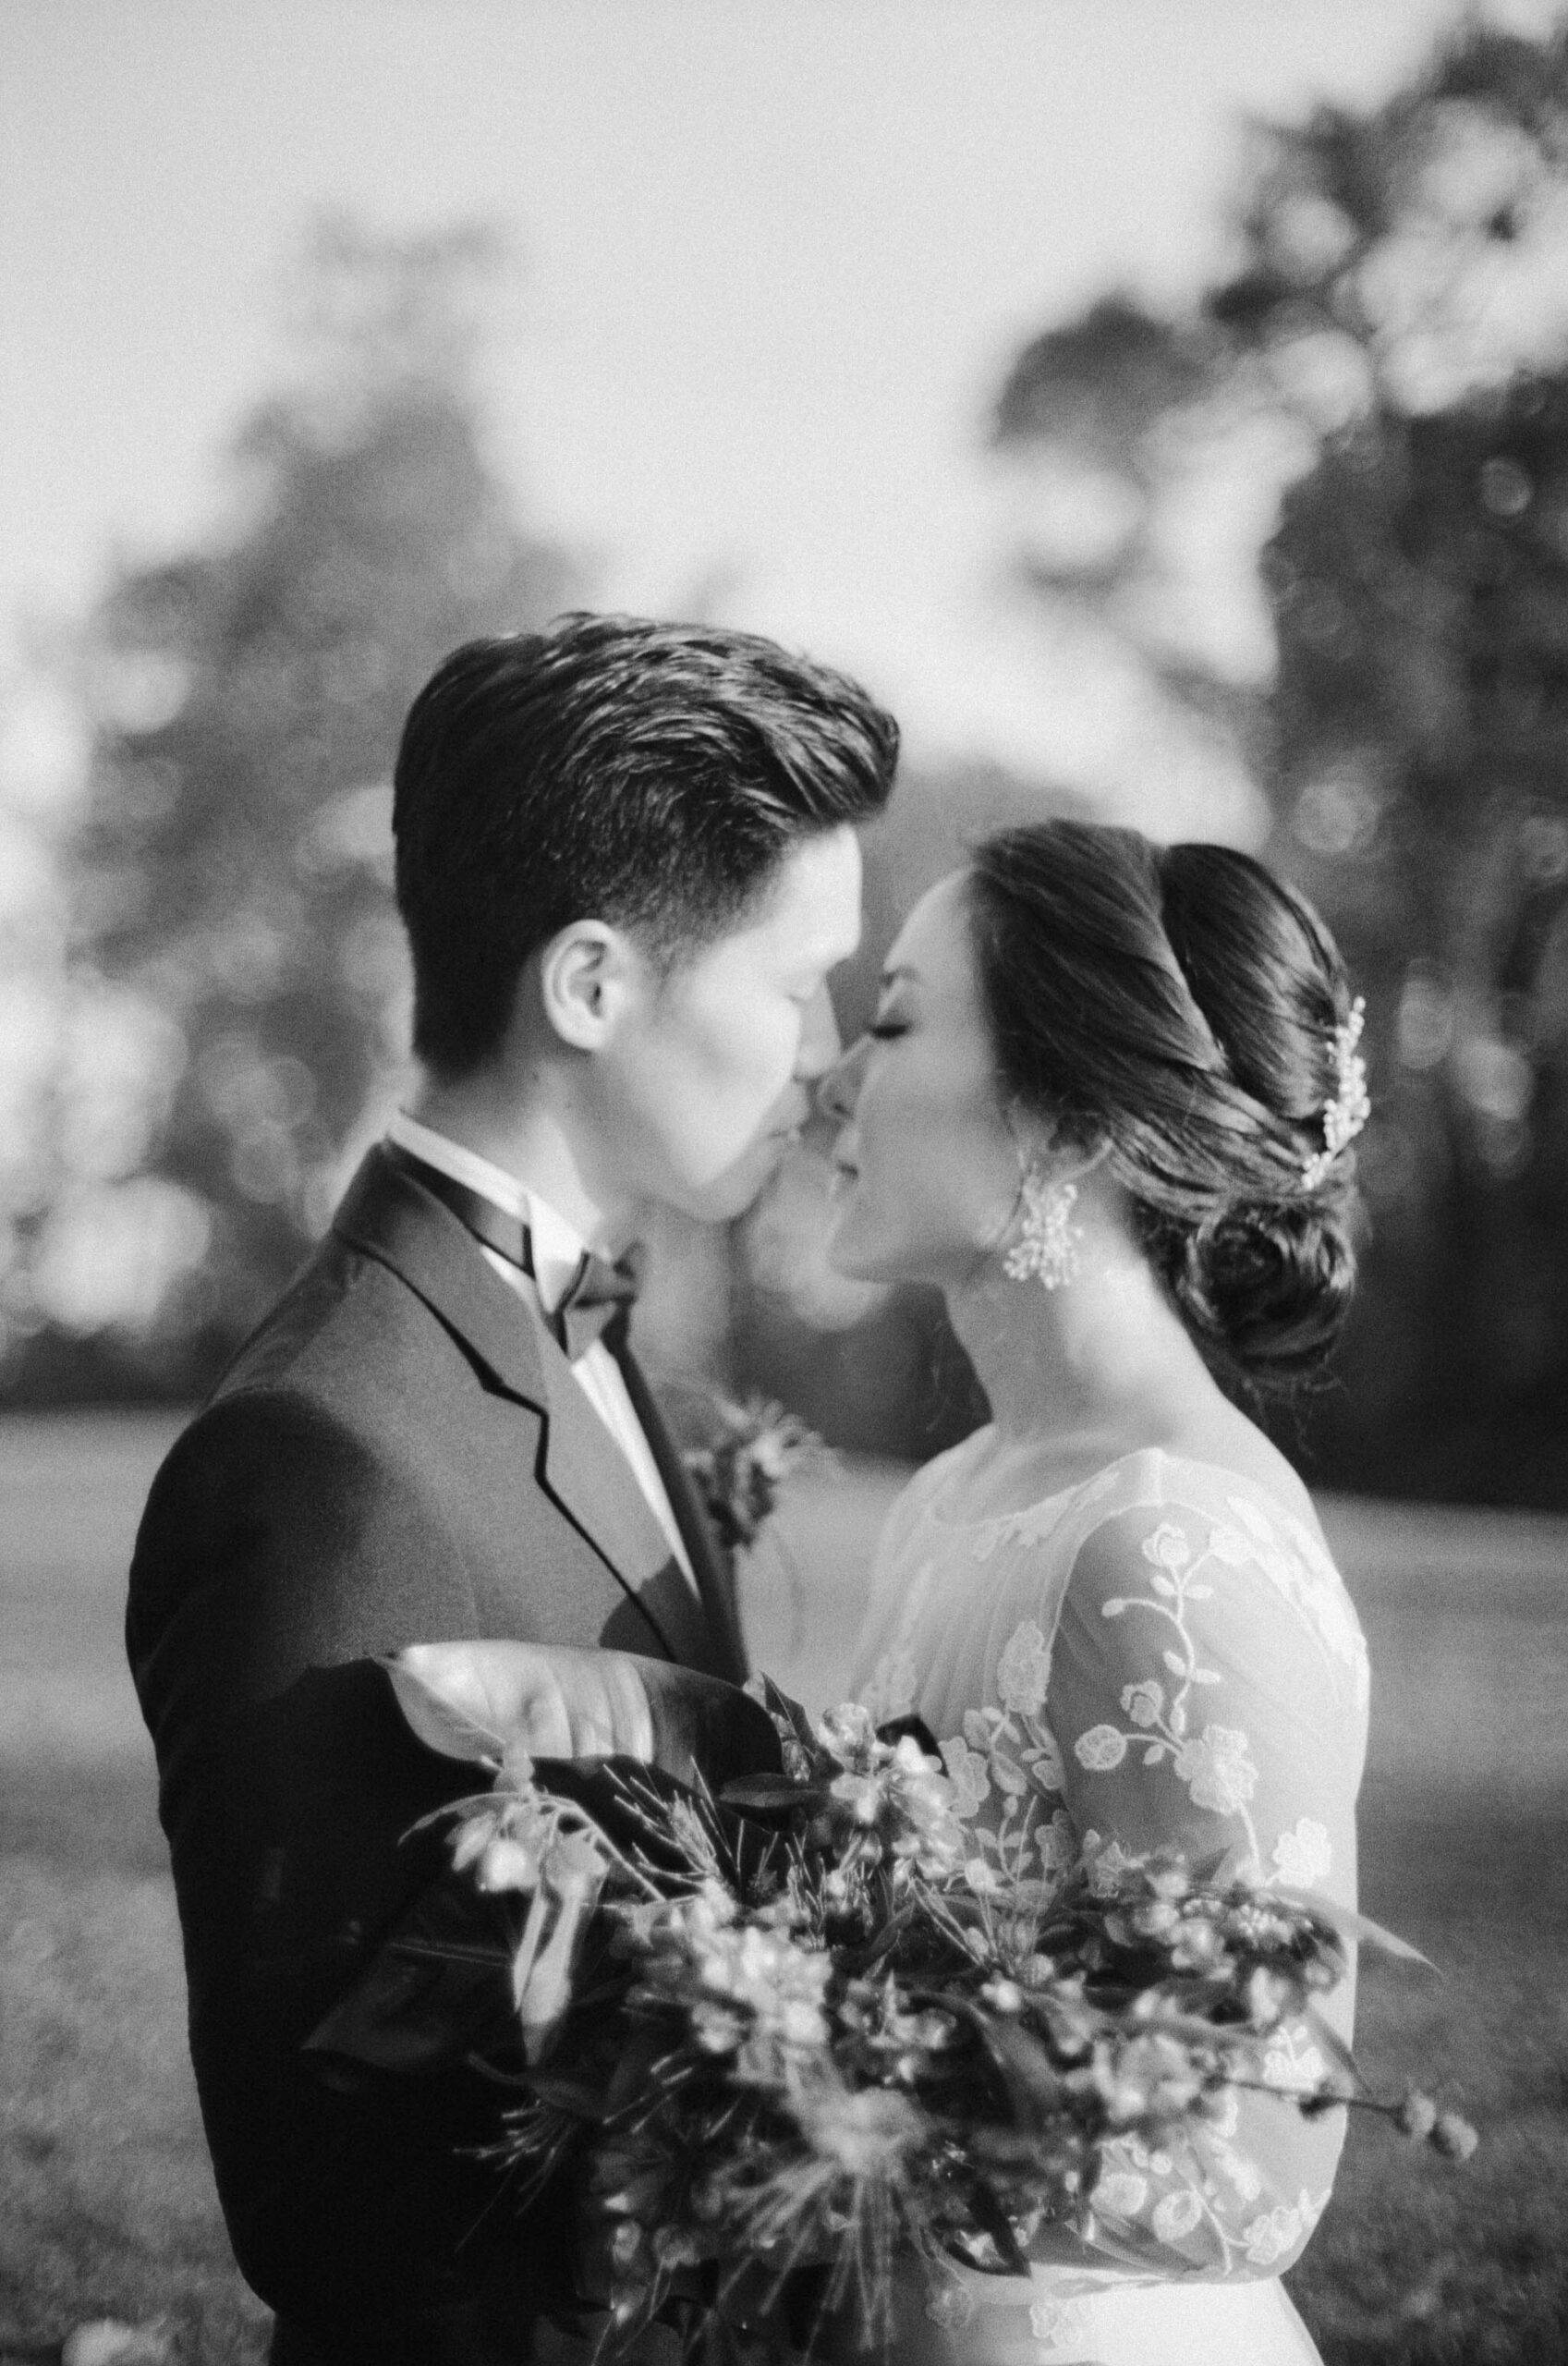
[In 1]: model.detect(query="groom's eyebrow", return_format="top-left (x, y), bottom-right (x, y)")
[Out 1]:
top-left (879, 964), bottom-right (920, 990)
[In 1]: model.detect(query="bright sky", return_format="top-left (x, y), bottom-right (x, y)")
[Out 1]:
top-left (3, 0), bottom-right (1561, 763)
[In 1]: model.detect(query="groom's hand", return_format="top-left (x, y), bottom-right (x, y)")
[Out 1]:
top-left (389, 1639), bottom-right (657, 1762)
top-left (385, 1640), bottom-right (783, 1792)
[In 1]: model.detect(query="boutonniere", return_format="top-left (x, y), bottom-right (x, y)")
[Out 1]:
top-left (682, 1393), bottom-right (831, 1555)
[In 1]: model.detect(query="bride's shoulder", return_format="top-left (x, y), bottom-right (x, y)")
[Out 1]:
top-left (1071, 1439), bottom-right (1328, 1565)
top-left (1065, 1445), bottom-right (1367, 1690)
top-left (884, 1425), bottom-right (995, 1531)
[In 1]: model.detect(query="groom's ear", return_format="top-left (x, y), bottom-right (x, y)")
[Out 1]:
top-left (538, 918), bottom-right (641, 1050)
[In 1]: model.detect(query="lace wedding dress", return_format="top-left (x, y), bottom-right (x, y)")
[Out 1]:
top-left (851, 1441), bottom-right (1369, 2366)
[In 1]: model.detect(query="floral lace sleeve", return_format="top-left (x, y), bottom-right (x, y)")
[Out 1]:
top-left (953, 1492), bottom-right (1364, 2284)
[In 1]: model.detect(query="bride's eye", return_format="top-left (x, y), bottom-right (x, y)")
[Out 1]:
top-left (868, 1019), bottom-right (907, 1041)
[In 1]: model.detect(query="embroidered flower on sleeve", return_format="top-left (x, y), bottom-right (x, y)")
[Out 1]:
top-left (1240, 2201), bottom-right (1304, 2266)
top-left (924, 2285), bottom-right (977, 2330)
top-left (1121, 1677), bottom-right (1164, 1729)
top-left (1172, 1725), bottom-right (1258, 1817)
top-left (1207, 1523), bottom-right (1254, 1567)
top-left (939, 1735), bottom-right (991, 1816)
top-left (1074, 1723), bottom-right (1129, 1773)
top-left (1028, 2297), bottom-right (1090, 2353)
top-left (1141, 1519), bottom-right (1193, 1575)
top-left (1270, 1817), bottom-right (1332, 1890)
top-left (1021, 1726), bottom-right (1064, 1793)
top-left (860, 1646), bottom-right (917, 1726)
top-left (995, 1620), bottom-right (1051, 1715)
top-left (1032, 1809), bottom-right (1076, 1877)
top-left (1093, 2170), bottom-right (1149, 2218)
top-left (1151, 2189), bottom-right (1205, 2242)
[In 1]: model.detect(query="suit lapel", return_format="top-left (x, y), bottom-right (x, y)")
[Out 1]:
top-left (527, 1322), bottom-right (729, 1676)
top-left (612, 1327), bottom-right (748, 1685)
top-left (332, 1149), bottom-right (730, 1676)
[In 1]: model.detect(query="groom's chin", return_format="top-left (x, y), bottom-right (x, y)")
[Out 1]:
top-left (680, 1139), bottom-right (790, 1226)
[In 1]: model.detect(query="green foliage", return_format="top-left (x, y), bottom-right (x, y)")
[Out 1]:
top-left (1203, 21), bottom-right (1568, 1501)
top-left (46, 219), bottom-right (577, 1384)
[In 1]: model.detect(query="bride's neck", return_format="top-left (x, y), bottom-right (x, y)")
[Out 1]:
top-left (944, 1246), bottom-right (1208, 1456)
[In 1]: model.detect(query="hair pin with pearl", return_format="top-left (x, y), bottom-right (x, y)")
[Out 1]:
top-left (1302, 996), bottom-right (1369, 1190)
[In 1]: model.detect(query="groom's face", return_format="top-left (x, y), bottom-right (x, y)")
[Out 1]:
top-left (592, 824), bottom-right (864, 1223)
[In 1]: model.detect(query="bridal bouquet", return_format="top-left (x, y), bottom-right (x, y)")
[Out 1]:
top-left (407, 1675), bottom-right (1475, 2360)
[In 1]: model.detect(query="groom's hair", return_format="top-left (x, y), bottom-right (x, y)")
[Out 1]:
top-left (393, 613), bottom-right (899, 1077)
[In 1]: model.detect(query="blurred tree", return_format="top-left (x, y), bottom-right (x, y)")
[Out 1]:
top-left (1202, 19), bottom-right (1568, 1502)
top-left (987, 295), bottom-right (1293, 848)
top-left (14, 217), bottom-right (577, 1395)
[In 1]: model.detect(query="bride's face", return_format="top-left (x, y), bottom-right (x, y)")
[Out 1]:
top-left (824, 870), bottom-right (1021, 1288)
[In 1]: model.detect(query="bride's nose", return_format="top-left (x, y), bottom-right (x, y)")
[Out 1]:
top-left (817, 1034), bottom-right (868, 1125)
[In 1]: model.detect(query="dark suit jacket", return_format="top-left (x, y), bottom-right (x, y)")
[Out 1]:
top-left (127, 1147), bottom-right (772, 2362)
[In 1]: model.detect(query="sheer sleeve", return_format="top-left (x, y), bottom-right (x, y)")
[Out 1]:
top-left (1042, 1493), bottom-right (1362, 2280)
top-left (945, 1481), bottom-right (1366, 2287)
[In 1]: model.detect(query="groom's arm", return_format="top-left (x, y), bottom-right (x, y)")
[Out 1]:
top-left (128, 1384), bottom-right (777, 2333)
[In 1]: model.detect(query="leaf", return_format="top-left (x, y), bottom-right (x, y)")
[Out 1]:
top-left (1143, 1745), bottom-right (1163, 1765)
top-left (1273, 1887), bottom-right (1434, 1968)
top-left (384, 1645), bottom-right (509, 1762)
top-left (1161, 1651), bottom-right (1186, 1677)
top-left (757, 1676), bottom-right (824, 1763)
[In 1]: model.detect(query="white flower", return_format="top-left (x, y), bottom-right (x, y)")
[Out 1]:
top-left (1152, 2189), bottom-right (1205, 2243)
top-left (1082, 1835), bottom-right (1143, 1896)
top-left (1173, 1725), bottom-right (1258, 1816)
top-left (995, 1620), bottom-right (1051, 1715)
top-left (1202, 2090), bottom-right (1240, 2140)
top-left (1263, 2026), bottom-right (1329, 2095)
top-left (1241, 2203), bottom-right (1304, 2267)
top-left (1122, 1677), bottom-right (1164, 1730)
top-left (1094, 2170), bottom-right (1149, 2219)
top-left (1074, 1724), bottom-right (1129, 1774)
top-left (1270, 1818), bottom-right (1332, 1890)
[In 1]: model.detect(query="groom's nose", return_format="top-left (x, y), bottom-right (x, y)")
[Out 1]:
top-left (792, 983), bottom-right (843, 1082)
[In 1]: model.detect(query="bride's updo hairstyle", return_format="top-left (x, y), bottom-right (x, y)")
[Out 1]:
top-left (965, 821), bottom-right (1361, 1384)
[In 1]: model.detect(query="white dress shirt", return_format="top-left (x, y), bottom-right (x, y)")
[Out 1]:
top-left (387, 1111), bottom-right (697, 1591)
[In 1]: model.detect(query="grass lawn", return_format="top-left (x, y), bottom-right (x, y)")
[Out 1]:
top-left (3, 1415), bottom-right (1566, 2363)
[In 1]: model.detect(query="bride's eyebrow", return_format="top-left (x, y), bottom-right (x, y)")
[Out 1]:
top-left (878, 963), bottom-right (920, 992)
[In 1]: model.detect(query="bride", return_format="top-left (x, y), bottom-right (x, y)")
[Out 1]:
top-left (817, 819), bottom-right (1370, 2366)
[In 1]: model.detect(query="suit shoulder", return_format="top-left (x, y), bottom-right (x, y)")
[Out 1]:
top-left (212, 1233), bottom-right (414, 1400)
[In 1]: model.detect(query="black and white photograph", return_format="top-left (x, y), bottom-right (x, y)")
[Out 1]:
top-left (2, 5), bottom-right (1566, 2362)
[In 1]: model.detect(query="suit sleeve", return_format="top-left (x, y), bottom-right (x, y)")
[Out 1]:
top-left (128, 1387), bottom-right (571, 2329)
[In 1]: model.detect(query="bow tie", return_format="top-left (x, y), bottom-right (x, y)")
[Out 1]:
top-left (388, 1146), bottom-right (642, 1360)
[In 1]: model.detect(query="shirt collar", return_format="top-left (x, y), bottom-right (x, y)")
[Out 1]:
top-left (387, 1109), bottom-right (589, 1312)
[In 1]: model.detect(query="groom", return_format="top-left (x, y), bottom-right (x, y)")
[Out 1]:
top-left (127, 615), bottom-right (898, 2366)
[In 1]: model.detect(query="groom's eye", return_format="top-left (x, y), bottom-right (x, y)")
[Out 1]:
top-left (868, 1018), bottom-right (907, 1041)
